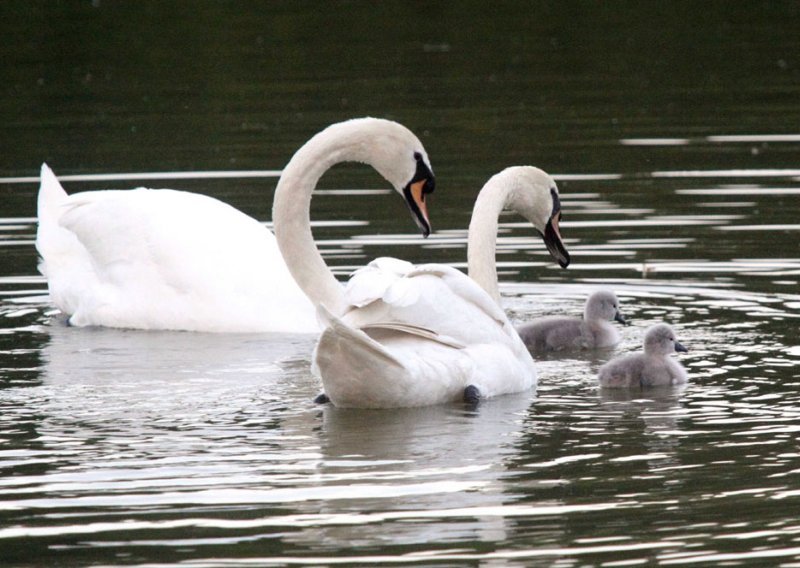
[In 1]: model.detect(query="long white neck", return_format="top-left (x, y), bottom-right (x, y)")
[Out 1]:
top-left (467, 178), bottom-right (513, 305)
top-left (272, 130), bottom-right (353, 315)
top-left (273, 120), bottom-right (413, 315)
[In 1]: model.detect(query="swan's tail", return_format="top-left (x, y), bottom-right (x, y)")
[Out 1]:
top-left (314, 305), bottom-right (475, 408)
top-left (35, 164), bottom-right (87, 313)
top-left (315, 305), bottom-right (418, 408)
top-left (37, 163), bottom-right (68, 229)
top-left (35, 163), bottom-right (71, 273)
top-left (316, 304), bottom-right (404, 368)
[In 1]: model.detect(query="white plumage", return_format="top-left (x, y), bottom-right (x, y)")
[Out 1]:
top-left (36, 164), bottom-right (317, 332)
top-left (314, 261), bottom-right (536, 408)
top-left (302, 167), bottom-right (570, 408)
top-left (36, 117), bottom-right (435, 334)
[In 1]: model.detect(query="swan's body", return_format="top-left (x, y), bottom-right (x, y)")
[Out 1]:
top-left (314, 259), bottom-right (536, 407)
top-left (278, 163), bottom-right (569, 409)
top-left (598, 323), bottom-right (688, 388)
top-left (516, 290), bottom-right (626, 353)
top-left (36, 165), bottom-right (317, 332)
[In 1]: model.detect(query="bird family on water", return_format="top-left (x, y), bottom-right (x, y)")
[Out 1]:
top-left (36, 118), bottom-right (689, 408)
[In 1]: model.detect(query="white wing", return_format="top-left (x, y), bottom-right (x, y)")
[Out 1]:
top-left (341, 257), bottom-right (519, 349)
top-left (314, 258), bottom-right (537, 408)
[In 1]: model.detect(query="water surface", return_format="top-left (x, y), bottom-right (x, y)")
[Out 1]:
top-left (1, 3), bottom-right (799, 566)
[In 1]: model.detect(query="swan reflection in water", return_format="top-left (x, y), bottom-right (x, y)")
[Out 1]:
top-left (38, 322), bottom-right (319, 433)
top-left (598, 385), bottom-right (689, 483)
top-left (25, 314), bottom-right (714, 558)
top-left (284, 393), bottom-right (536, 549)
top-left (33, 322), bottom-right (543, 551)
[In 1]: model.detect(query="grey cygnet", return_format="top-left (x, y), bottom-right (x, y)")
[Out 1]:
top-left (598, 323), bottom-right (688, 388)
top-left (516, 290), bottom-right (627, 353)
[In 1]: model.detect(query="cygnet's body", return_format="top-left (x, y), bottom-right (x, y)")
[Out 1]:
top-left (516, 290), bottom-right (626, 353)
top-left (598, 323), bottom-right (688, 388)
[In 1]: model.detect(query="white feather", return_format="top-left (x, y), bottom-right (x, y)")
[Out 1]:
top-left (312, 167), bottom-right (568, 408)
top-left (36, 164), bottom-right (317, 332)
top-left (36, 118), bottom-right (434, 334)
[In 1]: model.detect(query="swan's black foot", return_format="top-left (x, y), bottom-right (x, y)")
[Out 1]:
top-left (463, 385), bottom-right (481, 405)
top-left (313, 392), bottom-right (331, 404)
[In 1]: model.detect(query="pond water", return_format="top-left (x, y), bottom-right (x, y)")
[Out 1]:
top-left (1, 3), bottom-right (800, 566)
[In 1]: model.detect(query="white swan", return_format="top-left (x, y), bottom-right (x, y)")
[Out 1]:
top-left (35, 118), bottom-right (433, 333)
top-left (288, 167), bottom-right (570, 408)
top-left (598, 323), bottom-right (688, 388)
top-left (516, 290), bottom-right (627, 353)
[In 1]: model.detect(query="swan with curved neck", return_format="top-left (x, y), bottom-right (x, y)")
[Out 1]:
top-left (35, 118), bottom-right (433, 333)
top-left (312, 166), bottom-right (570, 408)
top-left (467, 167), bottom-right (569, 304)
top-left (272, 118), bottom-right (434, 317)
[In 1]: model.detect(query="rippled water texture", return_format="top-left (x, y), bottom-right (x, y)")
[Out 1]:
top-left (1, 2), bottom-right (800, 566)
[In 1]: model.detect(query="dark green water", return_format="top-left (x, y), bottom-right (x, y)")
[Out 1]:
top-left (1, 2), bottom-right (799, 566)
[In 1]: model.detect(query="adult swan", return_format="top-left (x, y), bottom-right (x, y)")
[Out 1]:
top-left (35, 118), bottom-right (434, 332)
top-left (285, 166), bottom-right (570, 408)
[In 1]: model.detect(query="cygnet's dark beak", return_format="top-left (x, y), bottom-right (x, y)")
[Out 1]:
top-left (614, 311), bottom-right (628, 326)
top-left (674, 341), bottom-right (688, 353)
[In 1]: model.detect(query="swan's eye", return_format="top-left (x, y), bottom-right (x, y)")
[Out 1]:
top-left (409, 153), bottom-right (435, 195)
top-left (549, 188), bottom-right (562, 218)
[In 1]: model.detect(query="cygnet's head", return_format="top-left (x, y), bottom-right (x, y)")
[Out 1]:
top-left (585, 290), bottom-right (627, 325)
top-left (643, 324), bottom-right (688, 356)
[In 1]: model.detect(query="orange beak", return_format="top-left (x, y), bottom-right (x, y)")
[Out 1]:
top-left (409, 179), bottom-right (429, 227)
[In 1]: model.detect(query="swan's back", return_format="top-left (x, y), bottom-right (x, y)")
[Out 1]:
top-left (36, 165), bottom-right (317, 332)
top-left (341, 259), bottom-right (522, 349)
top-left (314, 258), bottom-right (536, 407)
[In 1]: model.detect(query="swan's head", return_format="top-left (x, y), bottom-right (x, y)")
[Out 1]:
top-left (585, 290), bottom-right (627, 325)
top-left (492, 166), bottom-right (570, 268)
top-left (643, 323), bottom-right (688, 356)
top-left (325, 118), bottom-right (435, 237)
